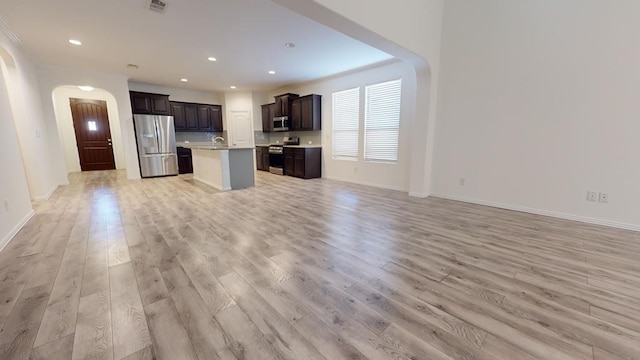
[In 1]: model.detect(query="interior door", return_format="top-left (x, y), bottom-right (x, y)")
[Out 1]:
top-left (228, 110), bottom-right (253, 147)
top-left (70, 98), bottom-right (116, 171)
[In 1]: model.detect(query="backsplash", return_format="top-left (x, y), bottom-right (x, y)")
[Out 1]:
top-left (268, 131), bottom-right (322, 145)
top-left (176, 131), bottom-right (226, 143)
top-left (254, 131), bottom-right (270, 145)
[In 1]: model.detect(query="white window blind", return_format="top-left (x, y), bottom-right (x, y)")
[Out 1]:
top-left (332, 87), bottom-right (360, 160)
top-left (364, 79), bottom-right (401, 162)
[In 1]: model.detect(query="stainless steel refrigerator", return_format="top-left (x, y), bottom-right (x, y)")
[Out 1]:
top-left (133, 114), bottom-right (179, 178)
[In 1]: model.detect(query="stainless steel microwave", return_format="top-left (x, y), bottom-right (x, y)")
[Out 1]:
top-left (273, 116), bottom-right (289, 132)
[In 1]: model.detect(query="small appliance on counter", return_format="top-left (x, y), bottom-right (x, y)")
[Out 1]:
top-left (283, 136), bottom-right (299, 145)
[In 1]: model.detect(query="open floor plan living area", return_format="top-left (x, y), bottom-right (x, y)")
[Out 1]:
top-left (1, 0), bottom-right (639, 359)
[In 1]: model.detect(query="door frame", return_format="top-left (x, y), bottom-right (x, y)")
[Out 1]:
top-left (69, 98), bottom-right (116, 171)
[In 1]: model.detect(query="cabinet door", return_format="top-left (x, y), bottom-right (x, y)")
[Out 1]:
top-left (293, 149), bottom-right (305, 178)
top-left (274, 97), bottom-right (283, 117)
top-left (268, 104), bottom-right (276, 126)
top-left (300, 97), bottom-right (313, 130)
top-left (130, 92), bottom-right (152, 114)
top-left (256, 147), bottom-right (263, 170)
top-left (184, 104), bottom-right (199, 130)
top-left (150, 95), bottom-right (171, 115)
top-left (291, 99), bottom-right (301, 130)
top-left (197, 105), bottom-right (211, 131)
top-left (284, 148), bottom-right (294, 176)
top-left (262, 152), bottom-right (270, 171)
top-left (170, 102), bottom-right (186, 130)
top-left (261, 104), bottom-right (272, 132)
top-left (176, 147), bottom-right (193, 174)
top-left (209, 105), bottom-right (223, 131)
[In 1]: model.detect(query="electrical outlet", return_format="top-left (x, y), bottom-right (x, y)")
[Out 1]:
top-left (598, 192), bottom-right (609, 203)
top-left (459, 177), bottom-right (465, 186)
top-left (587, 191), bottom-right (597, 201)
top-left (3, 200), bottom-right (8, 212)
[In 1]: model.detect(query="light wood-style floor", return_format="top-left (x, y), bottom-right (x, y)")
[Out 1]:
top-left (0, 170), bottom-right (639, 360)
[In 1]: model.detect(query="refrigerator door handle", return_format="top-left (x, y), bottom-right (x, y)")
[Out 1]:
top-left (154, 118), bottom-right (162, 154)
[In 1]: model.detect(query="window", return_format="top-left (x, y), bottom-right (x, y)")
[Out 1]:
top-left (87, 120), bottom-right (97, 131)
top-left (365, 79), bottom-right (401, 162)
top-left (332, 87), bottom-right (360, 160)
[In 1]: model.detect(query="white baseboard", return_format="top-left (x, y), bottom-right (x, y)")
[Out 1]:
top-left (0, 210), bottom-right (35, 253)
top-left (33, 184), bottom-right (60, 201)
top-left (431, 194), bottom-right (640, 232)
top-left (409, 191), bottom-right (429, 198)
top-left (324, 175), bottom-right (408, 192)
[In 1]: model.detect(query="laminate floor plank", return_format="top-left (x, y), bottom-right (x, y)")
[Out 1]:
top-left (109, 262), bottom-right (151, 360)
top-left (0, 284), bottom-right (51, 360)
top-left (29, 334), bottom-right (74, 360)
top-left (0, 170), bottom-right (637, 359)
top-left (144, 298), bottom-right (198, 360)
top-left (72, 290), bottom-right (113, 360)
top-left (160, 265), bottom-right (238, 360)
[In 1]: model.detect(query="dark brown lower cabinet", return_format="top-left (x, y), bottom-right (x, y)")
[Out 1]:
top-left (283, 147), bottom-right (321, 179)
top-left (177, 147), bottom-right (193, 174)
top-left (256, 146), bottom-right (270, 171)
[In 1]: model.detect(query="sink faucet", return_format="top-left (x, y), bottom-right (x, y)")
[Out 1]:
top-left (212, 136), bottom-right (224, 146)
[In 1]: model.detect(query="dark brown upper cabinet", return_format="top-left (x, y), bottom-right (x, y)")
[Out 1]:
top-left (130, 91), bottom-right (171, 115)
top-left (261, 103), bottom-right (275, 132)
top-left (291, 94), bottom-right (321, 131)
top-left (170, 102), bottom-right (186, 131)
top-left (170, 101), bottom-right (223, 132)
top-left (274, 93), bottom-right (299, 117)
top-left (209, 105), bottom-right (223, 132)
top-left (197, 105), bottom-right (211, 130)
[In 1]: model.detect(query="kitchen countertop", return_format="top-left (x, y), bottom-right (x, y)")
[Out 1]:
top-left (256, 144), bottom-right (322, 148)
top-left (178, 142), bottom-right (253, 150)
top-left (179, 142), bottom-right (321, 149)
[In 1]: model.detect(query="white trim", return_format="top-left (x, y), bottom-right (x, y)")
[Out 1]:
top-left (0, 210), bottom-right (35, 252)
top-left (431, 194), bottom-right (640, 232)
top-left (409, 191), bottom-right (429, 198)
top-left (324, 175), bottom-right (407, 192)
top-left (33, 184), bottom-right (60, 201)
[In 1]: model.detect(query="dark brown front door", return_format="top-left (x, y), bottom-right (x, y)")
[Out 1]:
top-left (70, 98), bottom-right (116, 171)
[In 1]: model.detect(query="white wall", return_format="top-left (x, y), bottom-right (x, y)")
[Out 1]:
top-left (37, 66), bottom-right (141, 180)
top-left (0, 48), bottom-right (34, 250)
top-left (433, 0), bottom-right (640, 229)
top-left (272, 61), bottom-right (417, 191)
top-left (0, 32), bottom-right (58, 201)
top-left (128, 82), bottom-right (222, 104)
top-left (52, 86), bottom-right (126, 173)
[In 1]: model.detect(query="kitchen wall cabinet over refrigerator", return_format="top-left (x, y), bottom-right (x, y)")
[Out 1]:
top-left (130, 91), bottom-right (171, 115)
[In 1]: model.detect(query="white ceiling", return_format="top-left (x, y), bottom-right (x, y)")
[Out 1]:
top-left (0, 0), bottom-right (392, 92)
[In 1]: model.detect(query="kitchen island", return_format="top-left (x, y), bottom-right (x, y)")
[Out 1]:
top-left (184, 145), bottom-right (255, 191)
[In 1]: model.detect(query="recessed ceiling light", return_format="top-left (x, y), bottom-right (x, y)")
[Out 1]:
top-left (268, 70), bottom-right (276, 75)
top-left (78, 85), bottom-right (94, 91)
top-left (180, 78), bottom-right (188, 82)
top-left (207, 57), bottom-right (217, 62)
top-left (230, 86), bottom-right (237, 89)
top-left (284, 42), bottom-right (295, 48)
top-left (69, 39), bottom-right (82, 46)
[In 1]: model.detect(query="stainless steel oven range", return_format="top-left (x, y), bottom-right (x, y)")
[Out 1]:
top-left (268, 145), bottom-right (284, 175)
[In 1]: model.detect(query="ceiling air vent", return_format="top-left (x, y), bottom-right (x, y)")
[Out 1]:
top-left (148, 0), bottom-right (167, 14)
